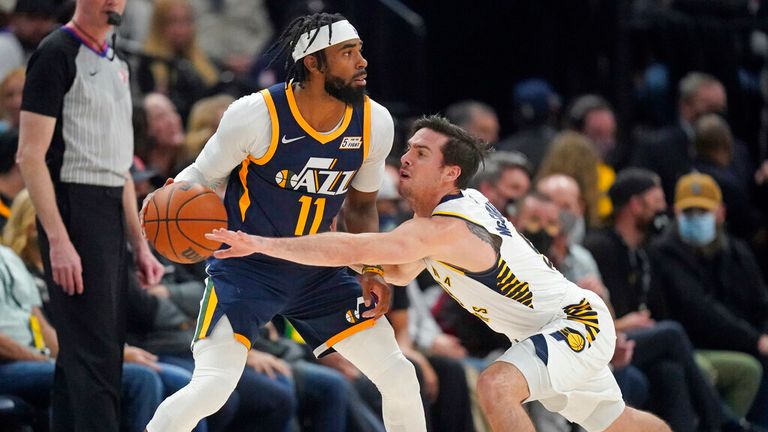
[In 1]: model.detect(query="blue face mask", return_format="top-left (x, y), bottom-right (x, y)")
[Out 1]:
top-left (677, 212), bottom-right (716, 246)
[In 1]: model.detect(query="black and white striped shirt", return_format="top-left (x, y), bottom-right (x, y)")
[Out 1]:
top-left (21, 25), bottom-right (132, 187)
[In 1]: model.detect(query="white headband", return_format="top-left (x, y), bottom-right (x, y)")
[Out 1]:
top-left (291, 20), bottom-right (360, 61)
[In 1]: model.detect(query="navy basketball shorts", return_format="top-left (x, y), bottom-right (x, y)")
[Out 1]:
top-left (193, 258), bottom-right (376, 357)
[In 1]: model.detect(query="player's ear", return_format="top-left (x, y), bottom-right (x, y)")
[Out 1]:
top-left (444, 165), bottom-right (461, 184)
top-left (303, 54), bottom-right (322, 74)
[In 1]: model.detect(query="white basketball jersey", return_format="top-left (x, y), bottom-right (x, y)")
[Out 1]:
top-left (424, 189), bottom-right (604, 349)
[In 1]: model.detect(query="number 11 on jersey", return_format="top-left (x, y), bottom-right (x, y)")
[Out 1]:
top-left (295, 196), bottom-right (326, 236)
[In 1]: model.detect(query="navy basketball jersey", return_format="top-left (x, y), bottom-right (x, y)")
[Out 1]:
top-left (224, 83), bottom-right (371, 239)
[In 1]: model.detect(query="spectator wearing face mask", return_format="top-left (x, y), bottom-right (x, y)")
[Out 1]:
top-left (651, 172), bottom-right (768, 428)
top-left (587, 169), bottom-right (764, 431)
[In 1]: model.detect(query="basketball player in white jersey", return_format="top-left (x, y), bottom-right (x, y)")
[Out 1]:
top-left (206, 115), bottom-right (671, 432)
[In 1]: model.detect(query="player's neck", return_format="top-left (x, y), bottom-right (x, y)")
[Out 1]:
top-left (293, 82), bottom-right (347, 132)
top-left (413, 188), bottom-right (460, 218)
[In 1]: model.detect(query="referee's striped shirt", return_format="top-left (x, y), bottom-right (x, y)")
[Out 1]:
top-left (21, 25), bottom-right (133, 187)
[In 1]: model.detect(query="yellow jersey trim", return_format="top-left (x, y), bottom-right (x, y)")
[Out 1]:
top-left (325, 319), bottom-right (376, 348)
top-left (237, 159), bottom-right (251, 221)
top-left (437, 260), bottom-right (466, 275)
top-left (252, 89), bottom-right (280, 165)
top-left (285, 83), bottom-right (353, 144)
top-left (431, 211), bottom-right (483, 227)
top-left (233, 333), bottom-right (251, 349)
top-left (198, 287), bottom-right (218, 340)
top-left (363, 96), bottom-right (371, 160)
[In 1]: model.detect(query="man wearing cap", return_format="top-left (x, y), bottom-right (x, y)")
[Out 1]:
top-left (651, 172), bottom-right (768, 427)
top-left (585, 169), bottom-right (767, 432)
top-left (144, 12), bottom-right (426, 431)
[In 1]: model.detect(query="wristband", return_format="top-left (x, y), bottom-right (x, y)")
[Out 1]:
top-left (362, 264), bottom-right (384, 276)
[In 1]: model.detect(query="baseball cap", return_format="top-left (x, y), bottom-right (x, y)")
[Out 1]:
top-left (608, 168), bottom-right (659, 210)
top-left (674, 172), bottom-right (721, 211)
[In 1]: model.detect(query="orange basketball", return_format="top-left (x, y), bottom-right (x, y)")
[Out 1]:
top-left (142, 181), bottom-right (228, 263)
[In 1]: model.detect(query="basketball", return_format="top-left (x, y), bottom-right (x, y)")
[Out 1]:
top-left (142, 182), bottom-right (228, 263)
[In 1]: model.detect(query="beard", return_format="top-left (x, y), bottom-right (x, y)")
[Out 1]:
top-left (324, 72), bottom-right (367, 105)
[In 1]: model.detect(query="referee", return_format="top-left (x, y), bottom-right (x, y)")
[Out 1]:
top-left (16, 1), bottom-right (164, 430)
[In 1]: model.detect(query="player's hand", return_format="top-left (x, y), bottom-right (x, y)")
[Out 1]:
top-left (49, 236), bottom-right (83, 295)
top-left (135, 247), bottom-right (165, 287)
top-left (246, 350), bottom-right (292, 379)
top-left (359, 272), bottom-right (391, 319)
top-left (139, 178), bottom-right (174, 238)
top-left (206, 229), bottom-right (265, 258)
top-left (123, 345), bottom-right (161, 371)
top-left (429, 333), bottom-right (468, 359)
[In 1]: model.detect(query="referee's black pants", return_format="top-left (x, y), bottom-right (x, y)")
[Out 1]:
top-left (40, 183), bottom-right (128, 432)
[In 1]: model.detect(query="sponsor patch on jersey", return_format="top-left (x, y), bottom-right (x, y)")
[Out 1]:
top-left (339, 136), bottom-right (362, 150)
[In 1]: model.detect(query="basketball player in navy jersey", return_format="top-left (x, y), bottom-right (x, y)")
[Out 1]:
top-left (143, 13), bottom-right (426, 432)
top-left (208, 116), bottom-right (672, 432)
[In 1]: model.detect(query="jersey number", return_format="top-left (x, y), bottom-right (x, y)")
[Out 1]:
top-left (295, 196), bottom-right (326, 236)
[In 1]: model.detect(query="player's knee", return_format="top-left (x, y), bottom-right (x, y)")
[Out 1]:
top-left (370, 352), bottom-right (420, 397)
top-left (188, 336), bottom-right (248, 411)
top-left (477, 362), bottom-right (529, 406)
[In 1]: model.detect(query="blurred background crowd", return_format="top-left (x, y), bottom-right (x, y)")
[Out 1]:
top-left (1, 0), bottom-right (768, 431)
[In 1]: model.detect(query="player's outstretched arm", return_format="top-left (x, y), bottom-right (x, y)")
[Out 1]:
top-left (206, 217), bottom-right (453, 267)
top-left (349, 261), bottom-right (427, 285)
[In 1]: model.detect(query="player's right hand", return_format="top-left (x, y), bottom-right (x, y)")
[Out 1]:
top-left (139, 178), bottom-right (174, 238)
top-left (49, 236), bottom-right (83, 295)
top-left (360, 272), bottom-right (392, 319)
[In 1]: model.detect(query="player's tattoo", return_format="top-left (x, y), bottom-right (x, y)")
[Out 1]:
top-left (465, 221), bottom-right (502, 254)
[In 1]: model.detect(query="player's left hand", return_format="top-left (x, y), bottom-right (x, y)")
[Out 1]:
top-left (360, 272), bottom-right (391, 319)
top-left (206, 229), bottom-right (265, 258)
top-left (135, 247), bottom-right (164, 287)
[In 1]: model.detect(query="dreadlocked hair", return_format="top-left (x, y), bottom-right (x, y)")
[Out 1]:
top-left (266, 12), bottom-right (347, 84)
